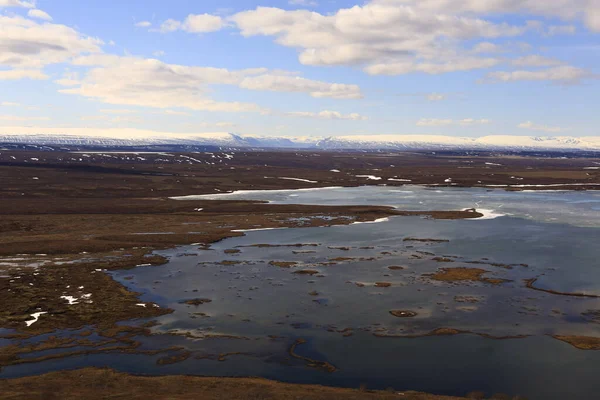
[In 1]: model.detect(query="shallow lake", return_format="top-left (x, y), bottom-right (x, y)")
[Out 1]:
top-left (4, 186), bottom-right (600, 399)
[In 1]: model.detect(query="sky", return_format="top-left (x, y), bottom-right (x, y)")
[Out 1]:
top-left (0, 0), bottom-right (599, 139)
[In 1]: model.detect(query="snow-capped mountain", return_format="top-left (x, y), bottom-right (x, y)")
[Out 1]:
top-left (1, 132), bottom-right (599, 151)
top-left (317, 135), bottom-right (600, 151)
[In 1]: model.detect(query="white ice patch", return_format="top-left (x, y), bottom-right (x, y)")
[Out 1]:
top-left (485, 162), bottom-right (503, 166)
top-left (509, 183), bottom-right (600, 188)
top-left (136, 303), bottom-right (147, 307)
top-left (25, 312), bottom-right (47, 327)
top-left (194, 208), bottom-right (204, 211)
top-left (388, 178), bottom-right (412, 182)
top-left (232, 227), bottom-right (289, 232)
top-left (279, 177), bottom-right (318, 183)
top-left (356, 175), bottom-right (382, 181)
top-left (350, 217), bottom-right (390, 225)
top-left (467, 209), bottom-right (506, 220)
top-left (330, 169), bottom-right (341, 173)
top-left (170, 187), bottom-right (344, 201)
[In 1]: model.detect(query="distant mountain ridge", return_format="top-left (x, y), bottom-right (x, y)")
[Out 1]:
top-left (1, 132), bottom-right (600, 151)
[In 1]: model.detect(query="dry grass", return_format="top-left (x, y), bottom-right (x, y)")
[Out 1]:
top-left (0, 368), bottom-right (469, 400)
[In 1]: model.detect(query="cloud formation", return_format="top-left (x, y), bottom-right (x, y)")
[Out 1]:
top-left (511, 55), bottom-right (563, 67)
top-left (417, 118), bottom-right (490, 126)
top-left (485, 66), bottom-right (595, 84)
top-left (426, 93), bottom-right (446, 101)
top-left (289, 0), bottom-right (318, 6)
top-left (0, 69), bottom-right (48, 80)
top-left (239, 75), bottom-right (362, 99)
top-left (58, 55), bottom-right (363, 112)
top-left (27, 9), bottom-right (52, 21)
top-left (230, 5), bottom-right (526, 76)
top-left (0, 0), bottom-right (34, 8)
top-left (518, 121), bottom-right (565, 133)
top-left (219, 0), bottom-right (598, 81)
top-left (0, 14), bottom-right (102, 79)
top-left (160, 14), bottom-right (224, 33)
top-left (285, 110), bottom-right (368, 120)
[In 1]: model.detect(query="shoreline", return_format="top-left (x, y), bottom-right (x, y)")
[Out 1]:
top-left (0, 368), bottom-right (468, 400)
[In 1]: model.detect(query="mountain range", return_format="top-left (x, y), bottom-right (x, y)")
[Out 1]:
top-left (1, 132), bottom-right (600, 152)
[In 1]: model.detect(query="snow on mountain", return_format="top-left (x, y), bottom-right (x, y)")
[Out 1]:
top-left (1, 131), bottom-right (599, 151)
top-left (318, 135), bottom-right (600, 151)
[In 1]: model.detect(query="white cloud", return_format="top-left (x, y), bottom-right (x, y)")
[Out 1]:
top-left (373, 0), bottom-right (600, 32)
top-left (459, 118), bottom-right (491, 126)
top-left (80, 114), bottom-right (144, 123)
top-left (511, 55), bottom-right (563, 67)
top-left (1, 101), bottom-right (21, 106)
top-left (518, 121), bottom-right (564, 133)
top-left (216, 121), bottom-right (236, 127)
top-left (417, 118), bottom-right (490, 126)
top-left (0, 69), bottom-right (48, 80)
top-left (365, 58), bottom-right (501, 76)
top-left (0, 115), bottom-right (49, 121)
top-left (546, 25), bottom-right (576, 36)
top-left (135, 21), bottom-right (152, 28)
top-left (152, 50), bottom-right (165, 57)
top-left (62, 56), bottom-right (264, 112)
top-left (485, 66), bottom-right (595, 84)
top-left (226, 1), bottom-right (600, 78)
top-left (471, 42), bottom-right (505, 54)
top-left (111, 115), bottom-right (142, 124)
top-left (426, 93), bottom-right (446, 101)
top-left (60, 55), bottom-right (361, 112)
top-left (239, 75), bottom-right (362, 99)
top-left (100, 109), bottom-right (138, 114)
top-left (289, 0), bottom-right (318, 7)
top-left (80, 115), bottom-right (109, 121)
top-left (27, 9), bottom-right (52, 21)
top-left (0, 14), bottom-right (102, 80)
top-left (53, 71), bottom-right (80, 86)
top-left (160, 14), bottom-right (224, 33)
top-left (230, 4), bottom-right (531, 77)
top-left (285, 110), bottom-right (368, 120)
top-left (164, 110), bottom-right (190, 116)
top-left (0, 0), bottom-right (34, 8)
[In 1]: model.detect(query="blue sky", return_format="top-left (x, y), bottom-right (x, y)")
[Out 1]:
top-left (0, 0), bottom-right (599, 139)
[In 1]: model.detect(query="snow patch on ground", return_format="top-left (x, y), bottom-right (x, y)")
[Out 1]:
top-left (279, 177), bottom-right (318, 183)
top-left (60, 296), bottom-right (79, 305)
top-left (25, 312), bottom-right (47, 327)
top-left (350, 217), bottom-right (390, 225)
top-left (170, 187), bottom-right (344, 201)
top-left (356, 175), bottom-right (382, 181)
top-left (232, 227), bottom-right (289, 232)
top-left (60, 293), bottom-right (93, 305)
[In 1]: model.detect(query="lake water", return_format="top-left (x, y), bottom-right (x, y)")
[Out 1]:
top-left (3, 186), bottom-right (600, 399)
